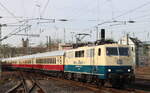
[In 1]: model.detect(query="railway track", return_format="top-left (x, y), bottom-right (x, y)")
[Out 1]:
top-left (5, 71), bottom-right (46, 93)
top-left (45, 74), bottom-right (138, 93)
top-left (4, 70), bottom-right (149, 93)
top-left (136, 73), bottom-right (150, 80)
top-left (45, 72), bottom-right (150, 93)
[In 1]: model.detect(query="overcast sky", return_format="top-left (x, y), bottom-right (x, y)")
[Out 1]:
top-left (0, 0), bottom-right (150, 46)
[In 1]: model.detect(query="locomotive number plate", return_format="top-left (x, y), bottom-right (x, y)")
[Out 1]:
top-left (117, 59), bottom-right (123, 64)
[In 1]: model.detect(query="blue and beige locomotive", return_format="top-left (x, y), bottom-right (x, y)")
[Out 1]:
top-left (64, 44), bottom-right (135, 87)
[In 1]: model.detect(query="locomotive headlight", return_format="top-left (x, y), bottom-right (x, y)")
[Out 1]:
top-left (128, 69), bottom-right (131, 72)
top-left (108, 69), bottom-right (111, 72)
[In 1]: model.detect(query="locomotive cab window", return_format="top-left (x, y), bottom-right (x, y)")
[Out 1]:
top-left (106, 47), bottom-right (118, 56)
top-left (106, 47), bottom-right (129, 56)
top-left (119, 47), bottom-right (129, 56)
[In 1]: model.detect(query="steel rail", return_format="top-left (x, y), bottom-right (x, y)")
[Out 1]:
top-left (28, 73), bottom-right (46, 93)
top-left (5, 82), bottom-right (22, 93)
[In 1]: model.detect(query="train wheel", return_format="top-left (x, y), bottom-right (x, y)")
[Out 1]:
top-left (101, 80), bottom-right (105, 86)
top-left (73, 73), bottom-right (79, 81)
top-left (81, 74), bottom-right (86, 82)
top-left (58, 72), bottom-right (63, 78)
top-left (67, 73), bottom-right (72, 80)
top-left (97, 80), bottom-right (105, 87)
top-left (86, 75), bottom-right (92, 83)
top-left (111, 80), bottom-right (124, 89)
top-left (71, 73), bottom-right (74, 80)
top-left (64, 73), bottom-right (68, 79)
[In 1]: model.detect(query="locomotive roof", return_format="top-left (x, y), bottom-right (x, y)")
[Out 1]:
top-left (2, 50), bottom-right (65, 61)
top-left (66, 44), bottom-right (129, 52)
top-left (103, 44), bottom-right (129, 47)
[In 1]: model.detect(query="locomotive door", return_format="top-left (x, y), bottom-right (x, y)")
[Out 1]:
top-left (89, 48), bottom-right (95, 74)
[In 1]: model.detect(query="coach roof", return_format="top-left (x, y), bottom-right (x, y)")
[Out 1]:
top-left (2, 50), bottom-right (65, 61)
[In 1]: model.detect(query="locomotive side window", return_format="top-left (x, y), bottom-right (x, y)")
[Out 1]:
top-left (98, 48), bottom-right (101, 56)
top-left (75, 51), bottom-right (79, 57)
top-left (75, 50), bottom-right (84, 57)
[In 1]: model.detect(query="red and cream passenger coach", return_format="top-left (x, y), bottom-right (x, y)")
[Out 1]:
top-left (2, 51), bottom-right (65, 72)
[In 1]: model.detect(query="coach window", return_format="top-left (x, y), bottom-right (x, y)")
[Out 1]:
top-left (42, 59), bottom-right (44, 64)
top-left (49, 58), bottom-right (51, 64)
top-left (47, 58), bottom-right (50, 64)
top-left (51, 58), bottom-right (53, 64)
top-left (29, 60), bottom-right (31, 64)
top-left (43, 59), bottom-right (45, 64)
top-left (54, 58), bottom-right (56, 64)
top-left (52, 58), bottom-right (54, 64)
top-left (50, 58), bottom-right (51, 64)
top-left (98, 48), bottom-right (101, 56)
top-left (39, 59), bottom-right (41, 64)
top-left (50, 58), bottom-right (52, 64)
top-left (48, 58), bottom-right (50, 64)
top-left (45, 59), bottom-right (47, 64)
top-left (47, 59), bottom-right (49, 64)
top-left (53, 58), bottom-right (55, 64)
top-left (46, 59), bottom-right (48, 64)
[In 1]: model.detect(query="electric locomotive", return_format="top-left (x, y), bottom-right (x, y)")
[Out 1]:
top-left (65, 44), bottom-right (135, 87)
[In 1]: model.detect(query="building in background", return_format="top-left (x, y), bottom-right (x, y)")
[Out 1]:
top-left (118, 34), bottom-right (144, 67)
top-left (143, 41), bottom-right (150, 66)
top-left (58, 43), bottom-right (73, 50)
top-left (22, 38), bottom-right (29, 48)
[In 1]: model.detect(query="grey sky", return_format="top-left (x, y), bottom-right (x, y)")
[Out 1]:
top-left (0, 0), bottom-right (150, 46)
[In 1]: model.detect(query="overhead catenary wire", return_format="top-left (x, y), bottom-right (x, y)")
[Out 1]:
top-left (113, 1), bottom-right (150, 19)
top-left (0, 24), bottom-right (32, 41)
top-left (41, 0), bottom-right (50, 17)
top-left (130, 12), bottom-right (150, 22)
top-left (0, 1), bottom-right (21, 22)
top-left (82, 1), bottom-right (150, 33)
top-left (4, 22), bottom-right (28, 36)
